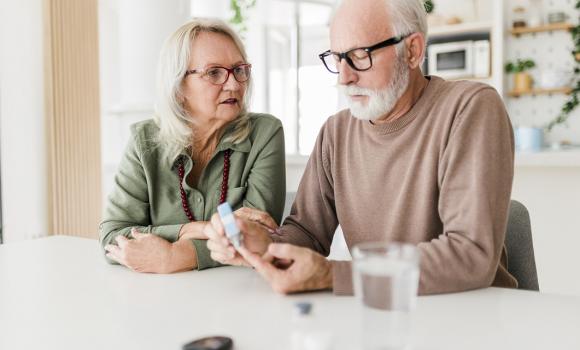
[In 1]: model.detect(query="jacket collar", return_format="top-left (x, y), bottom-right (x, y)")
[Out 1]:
top-left (169, 125), bottom-right (251, 169)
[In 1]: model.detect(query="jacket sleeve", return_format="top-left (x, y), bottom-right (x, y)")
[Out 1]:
top-left (99, 128), bottom-right (183, 264)
top-left (242, 119), bottom-right (286, 224)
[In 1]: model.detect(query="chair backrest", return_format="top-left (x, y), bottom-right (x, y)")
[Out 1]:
top-left (505, 200), bottom-right (540, 291)
top-left (282, 192), bottom-right (297, 220)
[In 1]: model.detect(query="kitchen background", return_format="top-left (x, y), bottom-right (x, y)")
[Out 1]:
top-left (1, 0), bottom-right (579, 296)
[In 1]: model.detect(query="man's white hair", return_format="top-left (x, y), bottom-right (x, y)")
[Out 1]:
top-left (386, 0), bottom-right (428, 62)
top-left (154, 17), bottom-right (252, 158)
top-left (331, 0), bottom-right (428, 60)
top-left (386, 0), bottom-right (428, 38)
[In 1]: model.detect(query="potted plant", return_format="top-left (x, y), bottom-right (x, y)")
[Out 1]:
top-left (505, 59), bottom-right (536, 93)
top-left (230, 0), bottom-right (257, 35)
top-left (545, 0), bottom-right (580, 132)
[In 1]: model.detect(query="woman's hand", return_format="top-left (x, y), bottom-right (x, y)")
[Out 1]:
top-left (105, 229), bottom-right (196, 273)
top-left (178, 221), bottom-right (209, 240)
top-left (205, 213), bottom-right (272, 267)
top-left (234, 207), bottom-right (278, 231)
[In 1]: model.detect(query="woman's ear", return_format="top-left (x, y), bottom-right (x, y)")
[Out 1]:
top-left (176, 90), bottom-right (187, 105)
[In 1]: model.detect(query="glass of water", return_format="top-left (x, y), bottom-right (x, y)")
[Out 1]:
top-left (352, 242), bottom-right (420, 350)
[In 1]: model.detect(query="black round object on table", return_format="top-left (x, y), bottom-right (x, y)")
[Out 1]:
top-left (182, 336), bottom-right (233, 350)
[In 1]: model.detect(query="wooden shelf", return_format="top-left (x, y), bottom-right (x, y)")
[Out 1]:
top-left (510, 23), bottom-right (575, 36)
top-left (429, 21), bottom-right (492, 38)
top-left (507, 87), bottom-right (573, 98)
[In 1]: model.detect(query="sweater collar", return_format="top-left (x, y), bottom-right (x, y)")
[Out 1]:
top-left (362, 75), bottom-right (441, 134)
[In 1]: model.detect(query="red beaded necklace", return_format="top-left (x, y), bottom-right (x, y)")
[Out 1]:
top-left (177, 149), bottom-right (231, 221)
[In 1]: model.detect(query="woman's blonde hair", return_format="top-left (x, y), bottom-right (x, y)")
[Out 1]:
top-left (154, 17), bottom-right (252, 157)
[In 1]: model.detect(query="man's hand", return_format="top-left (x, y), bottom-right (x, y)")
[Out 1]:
top-left (238, 243), bottom-right (333, 294)
top-left (234, 207), bottom-right (278, 231)
top-left (104, 229), bottom-right (175, 273)
top-left (204, 213), bottom-right (272, 266)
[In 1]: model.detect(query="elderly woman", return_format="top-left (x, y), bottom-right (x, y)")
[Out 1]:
top-left (100, 18), bottom-right (285, 273)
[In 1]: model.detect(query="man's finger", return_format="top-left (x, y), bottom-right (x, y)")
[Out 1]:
top-left (237, 218), bottom-right (260, 237)
top-left (267, 243), bottom-right (304, 260)
top-left (262, 252), bottom-right (275, 263)
top-left (210, 251), bottom-right (229, 264)
top-left (207, 240), bottom-right (235, 259)
top-left (207, 213), bottom-right (226, 239)
top-left (235, 208), bottom-right (277, 229)
top-left (238, 246), bottom-right (279, 281)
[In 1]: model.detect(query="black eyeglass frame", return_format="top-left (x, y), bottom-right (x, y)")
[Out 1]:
top-left (318, 34), bottom-right (410, 74)
top-left (184, 63), bottom-right (252, 85)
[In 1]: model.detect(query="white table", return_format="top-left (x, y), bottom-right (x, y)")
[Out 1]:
top-left (1, 236), bottom-right (579, 350)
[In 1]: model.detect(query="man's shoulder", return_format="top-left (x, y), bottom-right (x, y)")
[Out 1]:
top-left (431, 76), bottom-right (499, 102)
top-left (324, 109), bottom-right (353, 130)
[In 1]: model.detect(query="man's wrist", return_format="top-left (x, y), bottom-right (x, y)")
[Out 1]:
top-left (322, 259), bottom-right (334, 290)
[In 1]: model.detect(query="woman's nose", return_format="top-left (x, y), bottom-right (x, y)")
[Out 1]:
top-left (222, 72), bottom-right (242, 91)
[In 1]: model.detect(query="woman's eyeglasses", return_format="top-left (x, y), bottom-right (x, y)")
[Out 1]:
top-left (185, 64), bottom-right (252, 85)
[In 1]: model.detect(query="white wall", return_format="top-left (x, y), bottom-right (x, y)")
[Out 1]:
top-left (100, 0), bottom-right (191, 205)
top-left (512, 165), bottom-right (580, 296)
top-left (0, 0), bottom-right (48, 242)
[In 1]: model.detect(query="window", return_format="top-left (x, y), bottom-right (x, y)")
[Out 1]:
top-left (260, 0), bottom-right (342, 155)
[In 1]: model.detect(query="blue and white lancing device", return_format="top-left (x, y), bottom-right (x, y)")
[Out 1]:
top-left (217, 202), bottom-right (242, 249)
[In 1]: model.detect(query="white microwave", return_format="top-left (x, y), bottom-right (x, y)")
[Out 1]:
top-left (428, 40), bottom-right (490, 79)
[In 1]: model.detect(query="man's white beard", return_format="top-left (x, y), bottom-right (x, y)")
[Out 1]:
top-left (339, 54), bottom-right (410, 121)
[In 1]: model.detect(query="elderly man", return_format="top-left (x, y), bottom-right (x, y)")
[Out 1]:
top-left (205, 0), bottom-right (517, 295)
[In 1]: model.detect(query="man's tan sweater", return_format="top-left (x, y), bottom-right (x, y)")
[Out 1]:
top-left (278, 76), bottom-right (518, 295)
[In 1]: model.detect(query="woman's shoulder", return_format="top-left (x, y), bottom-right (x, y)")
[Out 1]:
top-left (247, 112), bottom-right (283, 129)
top-left (128, 118), bottom-right (160, 153)
top-left (130, 119), bottom-right (159, 138)
top-left (246, 113), bottom-right (283, 139)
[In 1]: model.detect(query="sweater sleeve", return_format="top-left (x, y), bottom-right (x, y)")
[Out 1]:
top-left (417, 87), bottom-right (515, 294)
top-left (275, 121), bottom-right (338, 257)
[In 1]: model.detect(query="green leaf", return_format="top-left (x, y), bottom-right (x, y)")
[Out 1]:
top-left (424, 0), bottom-right (435, 14)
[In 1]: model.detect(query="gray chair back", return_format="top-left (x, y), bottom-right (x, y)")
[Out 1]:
top-left (282, 192), bottom-right (297, 220)
top-left (505, 200), bottom-right (540, 291)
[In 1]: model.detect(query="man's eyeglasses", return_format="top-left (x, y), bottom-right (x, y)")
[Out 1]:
top-left (318, 35), bottom-right (409, 74)
top-left (185, 63), bottom-right (252, 85)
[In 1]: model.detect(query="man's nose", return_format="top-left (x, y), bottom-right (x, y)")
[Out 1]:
top-left (337, 59), bottom-right (357, 86)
